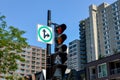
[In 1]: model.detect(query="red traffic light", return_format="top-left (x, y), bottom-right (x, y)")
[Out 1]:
top-left (56, 24), bottom-right (66, 34)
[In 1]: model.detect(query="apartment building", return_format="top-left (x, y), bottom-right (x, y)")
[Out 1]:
top-left (81, 0), bottom-right (120, 62)
top-left (79, 0), bottom-right (120, 79)
top-left (16, 45), bottom-right (46, 77)
top-left (67, 39), bottom-right (81, 71)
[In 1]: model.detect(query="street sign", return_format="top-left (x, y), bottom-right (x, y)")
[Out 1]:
top-left (37, 24), bottom-right (53, 44)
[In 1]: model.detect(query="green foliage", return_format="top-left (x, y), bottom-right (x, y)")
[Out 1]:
top-left (0, 15), bottom-right (29, 79)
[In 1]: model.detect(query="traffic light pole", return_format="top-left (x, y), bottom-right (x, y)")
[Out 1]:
top-left (46, 10), bottom-right (59, 80)
top-left (46, 10), bottom-right (52, 80)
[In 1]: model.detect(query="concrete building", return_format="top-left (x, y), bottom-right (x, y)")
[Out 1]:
top-left (86, 53), bottom-right (120, 80)
top-left (81, 0), bottom-right (120, 62)
top-left (79, 0), bottom-right (120, 80)
top-left (16, 45), bottom-right (46, 77)
top-left (67, 39), bottom-right (81, 71)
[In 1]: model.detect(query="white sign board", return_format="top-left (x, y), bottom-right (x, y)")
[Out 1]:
top-left (37, 24), bottom-right (53, 44)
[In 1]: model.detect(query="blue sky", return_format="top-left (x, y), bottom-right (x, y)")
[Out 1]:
top-left (0, 0), bottom-right (115, 51)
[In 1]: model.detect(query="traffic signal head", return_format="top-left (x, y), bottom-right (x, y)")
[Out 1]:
top-left (56, 24), bottom-right (66, 34)
top-left (55, 24), bottom-right (67, 53)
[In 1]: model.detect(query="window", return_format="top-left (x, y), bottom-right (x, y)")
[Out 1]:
top-left (113, 12), bottom-right (119, 16)
top-left (116, 36), bottom-right (120, 40)
top-left (104, 31), bottom-right (108, 35)
top-left (105, 45), bottom-right (110, 49)
top-left (103, 26), bottom-right (108, 30)
top-left (42, 50), bottom-right (45, 54)
top-left (102, 18), bottom-right (107, 22)
top-left (115, 26), bottom-right (120, 30)
top-left (114, 21), bottom-right (120, 25)
top-left (112, 3), bottom-right (118, 12)
top-left (70, 54), bottom-right (72, 57)
top-left (69, 46), bottom-right (72, 49)
top-left (104, 36), bottom-right (109, 40)
top-left (117, 41), bottom-right (120, 44)
top-left (116, 31), bottom-right (120, 35)
top-left (105, 41), bottom-right (109, 44)
top-left (106, 50), bottom-right (110, 54)
top-left (98, 63), bottom-right (107, 78)
top-left (114, 16), bottom-right (119, 21)
top-left (101, 9), bottom-right (106, 13)
top-left (118, 46), bottom-right (120, 50)
top-left (102, 14), bottom-right (106, 18)
top-left (73, 44), bottom-right (76, 48)
top-left (103, 22), bottom-right (107, 26)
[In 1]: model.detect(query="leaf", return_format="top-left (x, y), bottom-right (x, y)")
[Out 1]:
top-left (0, 14), bottom-right (29, 78)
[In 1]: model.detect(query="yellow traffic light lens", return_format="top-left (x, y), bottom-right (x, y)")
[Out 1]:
top-left (57, 37), bottom-right (62, 44)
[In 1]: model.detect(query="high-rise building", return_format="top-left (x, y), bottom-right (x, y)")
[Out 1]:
top-left (79, 0), bottom-right (120, 79)
top-left (16, 45), bottom-right (46, 77)
top-left (67, 39), bottom-right (81, 71)
top-left (81, 0), bottom-right (120, 62)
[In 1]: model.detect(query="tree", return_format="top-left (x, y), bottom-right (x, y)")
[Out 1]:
top-left (0, 15), bottom-right (29, 79)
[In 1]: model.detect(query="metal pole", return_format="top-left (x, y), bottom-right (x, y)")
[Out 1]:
top-left (46, 10), bottom-right (51, 80)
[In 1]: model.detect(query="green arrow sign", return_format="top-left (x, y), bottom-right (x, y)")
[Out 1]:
top-left (37, 24), bottom-right (53, 44)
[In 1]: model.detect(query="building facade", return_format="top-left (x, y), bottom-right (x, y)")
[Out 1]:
top-left (81, 0), bottom-right (120, 62)
top-left (79, 0), bottom-right (120, 80)
top-left (16, 45), bottom-right (46, 77)
top-left (86, 53), bottom-right (120, 80)
top-left (67, 39), bottom-right (81, 71)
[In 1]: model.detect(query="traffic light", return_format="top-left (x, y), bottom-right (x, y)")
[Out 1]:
top-left (55, 24), bottom-right (67, 52)
top-left (51, 24), bottom-right (67, 79)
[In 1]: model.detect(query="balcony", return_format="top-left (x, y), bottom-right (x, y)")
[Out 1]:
top-left (80, 51), bottom-right (86, 55)
top-left (80, 31), bottom-right (85, 35)
top-left (80, 35), bottom-right (85, 38)
top-left (80, 47), bottom-right (86, 51)
top-left (80, 43), bottom-right (86, 47)
top-left (80, 39), bottom-right (85, 43)
top-left (81, 56), bottom-right (86, 59)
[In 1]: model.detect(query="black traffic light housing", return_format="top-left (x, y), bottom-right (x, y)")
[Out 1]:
top-left (51, 24), bottom-right (67, 79)
top-left (55, 24), bottom-right (67, 52)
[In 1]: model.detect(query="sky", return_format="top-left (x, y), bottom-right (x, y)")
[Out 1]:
top-left (0, 0), bottom-right (115, 51)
